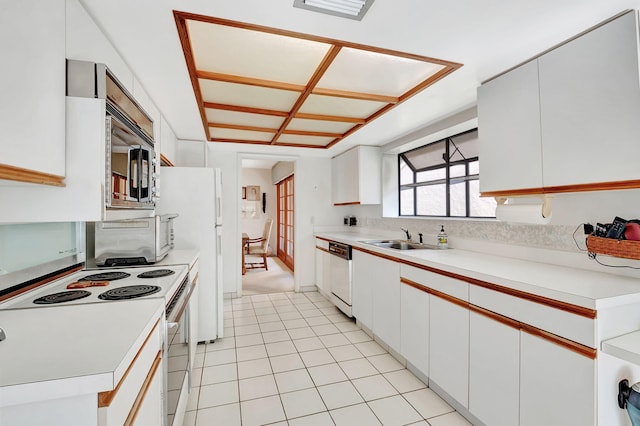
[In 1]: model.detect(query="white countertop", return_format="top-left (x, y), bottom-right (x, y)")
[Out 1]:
top-left (156, 249), bottom-right (199, 270)
top-left (316, 231), bottom-right (640, 310)
top-left (0, 298), bottom-right (164, 407)
top-left (602, 331), bottom-right (640, 366)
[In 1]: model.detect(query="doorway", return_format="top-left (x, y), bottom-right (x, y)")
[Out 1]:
top-left (240, 158), bottom-right (294, 296)
top-left (277, 174), bottom-right (294, 271)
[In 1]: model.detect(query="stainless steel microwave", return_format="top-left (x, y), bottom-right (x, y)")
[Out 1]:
top-left (67, 59), bottom-right (157, 211)
top-left (86, 214), bottom-right (177, 267)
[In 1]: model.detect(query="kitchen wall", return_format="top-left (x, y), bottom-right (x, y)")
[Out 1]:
top-left (241, 168), bottom-right (277, 256)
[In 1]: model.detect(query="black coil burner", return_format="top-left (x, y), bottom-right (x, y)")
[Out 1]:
top-left (98, 285), bottom-right (161, 301)
top-left (33, 290), bottom-right (92, 305)
top-left (137, 269), bottom-right (175, 279)
top-left (79, 271), bottom-right (131, 282)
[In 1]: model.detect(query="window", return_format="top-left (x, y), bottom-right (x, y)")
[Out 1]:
top-left (399, 129), bottom-right (496, 218)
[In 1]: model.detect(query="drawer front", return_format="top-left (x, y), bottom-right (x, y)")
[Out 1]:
top-left (98, 322), bottom-right (161, 426)
top-left (316, 238), bottom-right (329, 251)
top-left (401, 264), bottom-right (468, 301)
top-left (470, 285), bottom-right (595, 348)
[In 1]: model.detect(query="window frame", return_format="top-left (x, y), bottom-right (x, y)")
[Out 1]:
top-left (398, 128), bottom-right (492, 218)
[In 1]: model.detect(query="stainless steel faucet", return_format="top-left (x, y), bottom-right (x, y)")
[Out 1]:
top-left (401, 227), bottom-right (411, 240)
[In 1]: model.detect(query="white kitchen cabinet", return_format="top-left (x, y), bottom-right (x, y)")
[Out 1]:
top-left (315, 240), bottom-right (331, 296)
top-left (331, 145), bottom-right (381, 205)
top-left (468, 310), bottom-right (520, 426)
top-left (351, 250), bottom-right (375, 330)
top-left (477, 60), bottom-right (543, 194)
top-left (539, 10), bottom-right (640, 188)
top-left (371, 257), bottom-right (401, 353)
top-left (400, 282), bottom-right (429, 376)
top-left (520, 331), bottom-right (595, 426)
top-left (429, 294), bottom-right (469, 408)
top-left (0, 0), bottom-right (65, 184)
top-left (478, 10), bottom-right (640, 195)
top-left (98, 323), bottom-right (163, 426)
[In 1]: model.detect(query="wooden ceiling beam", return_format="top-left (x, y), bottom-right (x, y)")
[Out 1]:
top-left (311, 87), bottom-right (398, 103)
top-left (282, 129), bottom-right (342, 137)
top-left (293, 112), bottom-right (365, 123)
top-left (271, 45), bottom-right (343, 144)
top-left (208, 122), bottom-right (277, 133)
top-left (197, 70), bottom-right (306, 92)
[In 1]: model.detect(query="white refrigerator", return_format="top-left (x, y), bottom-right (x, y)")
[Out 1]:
top-left (157, 167), bottom-right (223, 342)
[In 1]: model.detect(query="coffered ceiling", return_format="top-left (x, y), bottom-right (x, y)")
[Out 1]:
top-left (174, 12), bottom-right (462, 149)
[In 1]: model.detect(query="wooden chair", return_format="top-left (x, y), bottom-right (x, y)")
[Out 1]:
top-left (244, 218), bottom-right (273, 271)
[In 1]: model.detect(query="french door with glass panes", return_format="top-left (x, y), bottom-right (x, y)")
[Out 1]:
top-left (277, 175), bottom-right (294, 271)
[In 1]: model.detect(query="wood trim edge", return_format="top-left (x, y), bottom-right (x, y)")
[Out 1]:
top-left (98, 319), bottom-right (161, 407)
top-left (316, 246), bottom-right (331, 254)
top-left (124, 351), bottom-right (162, 425)
top-left (481, 179), bottom-right (640, 198)
top-left (333, 202), bottom-right (361, 206)
top-left (0, 163), bottom-right (65, 187)
top-left (0, 265), bottom-right (84, 303)
top-left (400, 277), bottom-right (596, 359)
top-left (159, 154), bottom-right (174, 167)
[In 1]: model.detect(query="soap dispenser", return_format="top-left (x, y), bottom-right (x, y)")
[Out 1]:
top-left (437, 225), bottom-right (448, 249)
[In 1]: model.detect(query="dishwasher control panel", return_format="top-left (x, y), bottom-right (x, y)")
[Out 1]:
top-left (328, 241), bottom-right (352, 260)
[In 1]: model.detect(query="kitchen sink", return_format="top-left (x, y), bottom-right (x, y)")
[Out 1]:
top-left (362, 240), bottom-right (437, 250)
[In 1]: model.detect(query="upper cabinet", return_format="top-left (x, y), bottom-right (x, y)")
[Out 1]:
top-left (0, 0), bottom-right (66, 186)
top-left (331, 145), bottom-right (381, 205)
top-left (478, 10), bottom-right (640, 196)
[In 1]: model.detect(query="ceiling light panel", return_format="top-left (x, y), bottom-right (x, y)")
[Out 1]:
top-left (210, 128), bottom-right (275, 142)
top-left (188, 20), bottom-right (331, 84)
top-left (206, 109), bottom-right (285, 129)
top-left (276, 134), bottom-right (334, 146)
top-left (286, 118), bottom-right (354, 133)
top-left (318, 47), bottom-right (447, 96)
top-left (199, 80), bottom-right (299, 111)
top-left (299, 94), bottom-right (386, 117)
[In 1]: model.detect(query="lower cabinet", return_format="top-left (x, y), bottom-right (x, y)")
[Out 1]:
top-left (520, 332), bottom-right (595, 426)
top-left (469, 310), bottom-right (520, 426)
top-left (315, 246), bottom-right (330, 295)
top-left (351, 250), bottom-right (375, 330)
top-left (352, 249), bottom-right (400, 352)
top-left (400, 282), bottom-right (429, 376)
top-left (429, 294), bottom-right (469, 408)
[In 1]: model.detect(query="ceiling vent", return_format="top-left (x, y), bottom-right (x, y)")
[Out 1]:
top-left (293, 0), bottom-right (375, 21)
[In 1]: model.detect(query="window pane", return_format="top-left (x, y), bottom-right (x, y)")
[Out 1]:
top-left (400, 188), bottom-right (414, 215)
top-left (403, 140), bottom-right (446, 170)
top-left (399, 158), bottom-right (414, 185)
top-left (469, 160), bottom-right (479, 175)
top-left (450, 164), bottom-right (466, 178)
top-left (417, 168), bottom-right (446, 182)
top-left (469, 180), bottom-right (496, 217)
top-left (416, 185), bottom-right (446, 216)
top-left (450, 181), bottom-right (467, 217)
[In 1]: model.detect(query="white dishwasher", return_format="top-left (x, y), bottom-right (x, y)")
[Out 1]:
top-left (328, 241), bottom-right (353, 317)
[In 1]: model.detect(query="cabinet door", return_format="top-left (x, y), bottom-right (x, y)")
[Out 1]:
top-left (351, 250), bottom-right (374, 330)
top-left (0, 0), bottom-right (65, 179)
top-left (400, 283), bottom-right (429, 376)
top-left (477, 60), bottom-right (543, 194)
top-left (520, 332), bottom-right (595, 426)
top-left (429, 295), bottom-right (469, 407)
top-left (315, 248), bottom-right (331, 295)
top-left (331, 148), bottom-right (359, 205)
top-left (539, 11), bottom-right (640, 187)
top-left (469, 311), bottom-right (520, 426)
top-left (371, 257), bottom-right (401, 353)
top-left (128, 357), bottom-right (163, 425)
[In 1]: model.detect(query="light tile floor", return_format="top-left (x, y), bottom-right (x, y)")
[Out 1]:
top-left (184, 291), bottom-right (473, 426)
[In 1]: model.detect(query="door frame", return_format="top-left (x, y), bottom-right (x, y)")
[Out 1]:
top-left (237, 154), bottom-right (298, 296)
